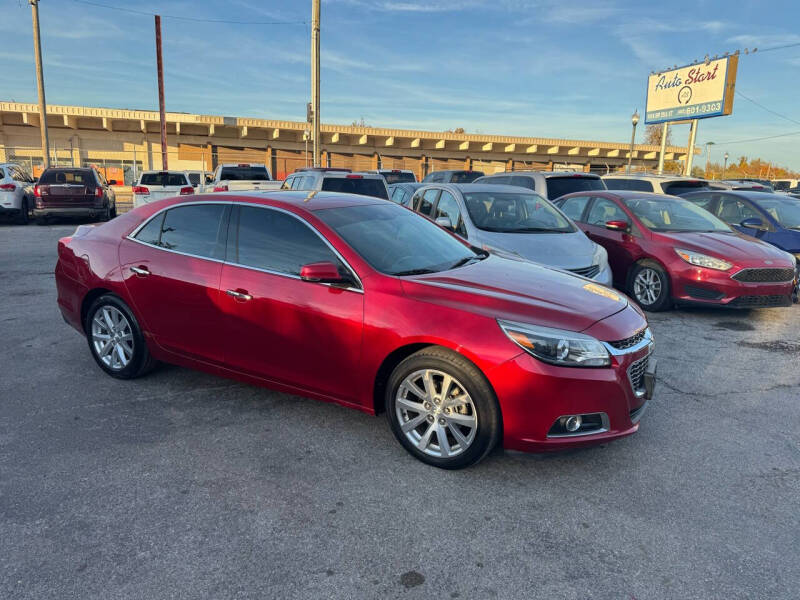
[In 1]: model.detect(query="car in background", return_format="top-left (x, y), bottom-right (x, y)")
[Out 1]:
top-left (682, 190), bottom-right (800, 285)
top-left (408, 183), bottom-right (612, 285)
top-left (204, 163), bottom-right (281, 192)
top-left (132, 171), bottom-right (195, 208)
top-left (388, 182), bottom-right (424, 207)
top-left (33, 167), bottom-right (116, 223)
top-left (602, 174), bottom-right (710, 197)
top-left (709, 180), bottom-right (773, 192)
top-left (369, 169), bottom-right (417, 184)
top-left (771, 179), bottom-right (799, 192)
top-left (474, 171), bottom-right (606, 201)
top-left (554, 191), bottom-right (796, 311)
top-left (185, 170), bottom-right (204, 188)
top-left (737, 178), bottom-right (774, 190)
top-left (281, 169), bottom-right (389, 199)
top-left (785, 187), bottom-right (800, 199)
top-left (55, 191), bottom-right (655, 469)
top-left (0, 162), bottom-right (36, 224)
top-left (422, 170), bottom-right (484, 184)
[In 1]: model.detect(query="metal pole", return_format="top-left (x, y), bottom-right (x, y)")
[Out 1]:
top-left (311, 0), bottom-right (321, 167)
top-left (684, 119), bottom-right (698, 176)
top-left (657, 122), bottom-right (669, 175)
top-left (705, 144), bottom-right (711, 178)
top-left (29, 0), bottom-right (50, 170)
top-left (626, 112), bottom-right (638, 174)
top-left (722, 153), bottom-right (728, 179)
top-left (155, 15), bottom-right (168, 169)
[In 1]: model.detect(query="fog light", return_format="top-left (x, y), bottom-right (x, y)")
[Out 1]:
top-left (565, 415), bottom-right (582, 432)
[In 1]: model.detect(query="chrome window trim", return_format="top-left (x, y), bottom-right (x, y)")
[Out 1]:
top-left (602, 327), bottom-right (654, 357)
top-left (125, 199), bottom-right (365, 294)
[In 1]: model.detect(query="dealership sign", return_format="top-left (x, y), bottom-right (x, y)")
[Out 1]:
top-left (645, 55), bottom-right (738, 124)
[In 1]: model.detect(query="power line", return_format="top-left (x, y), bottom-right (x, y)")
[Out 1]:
top-left (735, 90), bottom-right (800, 127)
top-left (716, 130), bottom-right (800, 145)
top-left (71, 0), bottom-right (307, 25)
top-left (754, 41), bottom-right (800, 54)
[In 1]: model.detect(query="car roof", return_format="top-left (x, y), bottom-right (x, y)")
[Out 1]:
top-left (316, 171), bottom-right (385, 179)
top-left (480, 170), bottom-right (600, 179)
top-left (388, 182), bottom-right (424, 188)
top-left (561, 190), bottom-right (681, 201)
top-left (219, 163), bottom-right (267, 167)
top-left (684, 189), bottom-right (787, 201)
top-left (603, 173), bottom-right (702, 181)
top-left (140, 169), bottom-right (189, 174)
top-left (430, 183), bottom-right (541, 194)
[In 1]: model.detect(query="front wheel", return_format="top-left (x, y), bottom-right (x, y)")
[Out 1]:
top-left (85, 294), bottom-right (156, 379)
top-left (629, 261), bottom-right (671, 311)
top-left (385, 347), bottom-right (500, 469)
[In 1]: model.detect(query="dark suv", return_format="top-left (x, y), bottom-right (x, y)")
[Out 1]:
top-left (34, 167), bottom-right (117, 223)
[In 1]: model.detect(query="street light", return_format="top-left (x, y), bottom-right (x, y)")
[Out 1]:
top-left (627, 109), bottom-right (639, 174)
top-left (723, 152), bottom-right (729, 179)
top-left (704, 141), bottom-right (715, 179)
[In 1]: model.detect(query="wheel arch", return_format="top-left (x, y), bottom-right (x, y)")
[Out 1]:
top-left (625, 255), bottom-right (672, 290)
top-left (80, 287), bottom-right (114, 333)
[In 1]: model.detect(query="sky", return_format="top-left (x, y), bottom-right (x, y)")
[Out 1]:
top-left (2, 0), bottom-right (799, 170)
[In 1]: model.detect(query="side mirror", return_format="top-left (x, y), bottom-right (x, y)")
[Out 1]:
top-left (108, 179), bottom-right (117, 185)
top-left (605, 220), bottom-right (630, 232)
top-left (435, 216), bottom-right (454, 230)
top-left (740, 217), bottom-right (767, 231)
top-left (300, 261), bottom-right (346, 284)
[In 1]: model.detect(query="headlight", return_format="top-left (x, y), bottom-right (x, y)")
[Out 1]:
top-left (592, 243), bottom-right (608, 267)
top-left (498, 319), bottom-right (610, 367)
top-left (674, 248), bottom-right (733, 271)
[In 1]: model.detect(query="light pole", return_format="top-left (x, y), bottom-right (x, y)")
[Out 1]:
top-left (627, 109), bottom-right (639, 174)
top-left (29, 0), bottom-right (50, 170)
top-left (704, 141), bottom-right (715, 179)
top-left (303, 129), bottom-right (310, 167)
top-left (723, 152), bottom-right (729, 179)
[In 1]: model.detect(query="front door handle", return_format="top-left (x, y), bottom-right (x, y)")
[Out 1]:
top-left (130, 265), bottom-right (150, 277)
top-left (226, 289), bottom-right (252, 301)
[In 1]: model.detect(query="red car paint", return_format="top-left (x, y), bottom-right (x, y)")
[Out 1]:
top-left (55, 192), bottom-right (653, 454)
top-left (558, 191), bottom-right (796, 307)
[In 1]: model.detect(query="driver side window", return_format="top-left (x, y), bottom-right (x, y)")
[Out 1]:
top-left (586, 197), bottom-right (628, 226)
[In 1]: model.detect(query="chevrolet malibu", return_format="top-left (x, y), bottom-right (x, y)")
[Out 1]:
top-left (55, 192), bottom-right (656, 469)
top-left (555, 191), bottom-right (796, 310)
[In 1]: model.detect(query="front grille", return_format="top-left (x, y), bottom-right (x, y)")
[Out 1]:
top-left (568, 264), bottom-right (600, 279)
top-left (609, 328), bottom-right (647, 350)
top-left (685, 285), bottom-right (724, 300)
top-left (627, 354), bottom-right (649, 395)
top-left (729, 294), bottom-right (792, 308)
top-left (732, 268), bottom-right (795, 283)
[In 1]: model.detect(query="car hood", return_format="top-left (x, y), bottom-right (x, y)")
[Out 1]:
top-left (477, 230), bottom-right (598, 269)
top-left (654, 231), bottom-right (795, 263)
top-left (400, 255), bottom-right (634, 334)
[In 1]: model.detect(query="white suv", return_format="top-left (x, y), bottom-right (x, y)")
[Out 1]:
top-left (281, 169), bottom-right (390, 199)
top-left (602, 174), bottom-right (710, 196)
top-left (133, 170), bottom-right (197, 208)
top-left (0, 163), bottom-right (36, 224)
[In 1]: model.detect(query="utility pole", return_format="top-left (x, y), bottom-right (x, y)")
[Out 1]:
top-left (311, 0), bottom-right (321, 167)
top-left (656, 122), bottom-right (669, 174)
top-left (155, 15), bottom-right (168, 169)
top-left (683, 119), bottom-right (698, 176)
top-left (29, 0), bottom-right (50, 170)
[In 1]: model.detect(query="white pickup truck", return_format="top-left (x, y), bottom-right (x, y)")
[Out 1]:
top-left (203, 163), bottom-right (282, 193)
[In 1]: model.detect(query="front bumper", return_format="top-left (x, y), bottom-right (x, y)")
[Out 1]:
top-left (593, 262), bottom-right (613, 286)
top-left (490, 330), bottom-right (655, 453)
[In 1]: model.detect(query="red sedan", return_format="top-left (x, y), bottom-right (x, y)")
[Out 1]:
top-left (55, 192), bottom-right (655, 469)
top-left (555, 191), bottom-right (797, 311)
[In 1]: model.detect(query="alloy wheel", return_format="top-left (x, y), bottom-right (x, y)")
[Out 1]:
top-left (633, 268), bottom-right (662, 306)
top-left (91, 305), bottom-right (134, 370)
top-left (395, 369), bottom-right (478, 458)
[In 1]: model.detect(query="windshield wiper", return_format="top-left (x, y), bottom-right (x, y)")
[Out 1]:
top-left (514, 227), bottom-right (567, 233)
top-left (391, 268), bottom-right (438, 276)
top-left (449, 254), bottom-right (485, 269)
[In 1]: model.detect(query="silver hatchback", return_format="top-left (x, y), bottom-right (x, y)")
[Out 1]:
top-left (408, 183), bottom-right (612, 284)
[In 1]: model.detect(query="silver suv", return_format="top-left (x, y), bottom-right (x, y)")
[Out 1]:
top-left (0, 163), bottom-right (35, 224)
top-left (282, 169), bottom-right (390, 199)
top-left (474, 171), bottom-right (606, 201)
top-left (602, 174), bottom-right (710, 196)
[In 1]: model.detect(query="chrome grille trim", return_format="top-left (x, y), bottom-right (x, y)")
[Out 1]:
top-left (627, 354), bottom-right (649, 399)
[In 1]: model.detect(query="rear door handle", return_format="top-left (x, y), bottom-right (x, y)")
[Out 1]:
top-left (226, 289), bottom-right (252, 301)
top-left (130, 266), bottom-right (150, 277)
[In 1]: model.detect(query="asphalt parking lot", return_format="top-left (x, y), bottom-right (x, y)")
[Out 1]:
top-left (1, 221), bottom-right (798, 600)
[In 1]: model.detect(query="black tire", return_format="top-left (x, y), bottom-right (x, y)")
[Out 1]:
top-left (628, 260), bottom-right (671, 312)
top-left (85, 294), bottom-right (157, 379)
top-left (110, 204), bottom-right (117, 219)
top-left (385, 347), bottom-right (501, 469)
top-left (99, 204), bottom-right (111, 222)
top-left (36, 215), bottom-right (49, 226)
top-left (16, 198), bottom-right (29, 225)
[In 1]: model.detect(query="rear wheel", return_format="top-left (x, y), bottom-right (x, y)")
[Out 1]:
top-left (99, 204), bottom-right (111, 222)
top-left (385, 347), bottom-right (500, 469)
top-left (85, 294), bottom-right (156, 379)
top-left (15, 198), bottom-right (29, 225)
top-left (629, 261), bottom-right (671, 311)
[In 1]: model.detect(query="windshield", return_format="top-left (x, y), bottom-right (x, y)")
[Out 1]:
top-left (463, 191), bottom-right (575, 233)
top-left (381, 171), bottom-right (416, 184)
top-left (321, 177), bottom-right (389, 199)
top-left (755, 197), bottom-right (800, 229)
top-left (622, 196), bottom-right (731, 232)
top-left (662, 181), bottom-right (710, 196)
top-left (316, 203), bottom-right (482, 275)
top-left (450, 171), bottom-right (484, 183)
top-left (219, 166), bottom-right (270, 181)
top-left (545, 176), bottom-right (605, 200)
top-left (140, 172), bottom-right (187, 187)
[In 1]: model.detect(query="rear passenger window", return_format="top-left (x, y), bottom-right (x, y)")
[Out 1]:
top-left (559, 196), bottom-right (590, 221)
top-left (134, 212), bottom-right (165, 246)
top-left (157, 204), bottom-right (228, 259)
top-left (235, 206), bottom-right (340, 276)
top-left (484, 175), bottom-right (512, 185)
top-left (510, 176), bottom-right (535, 190)
top-left (417, 189), bottom-right (439, 216)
